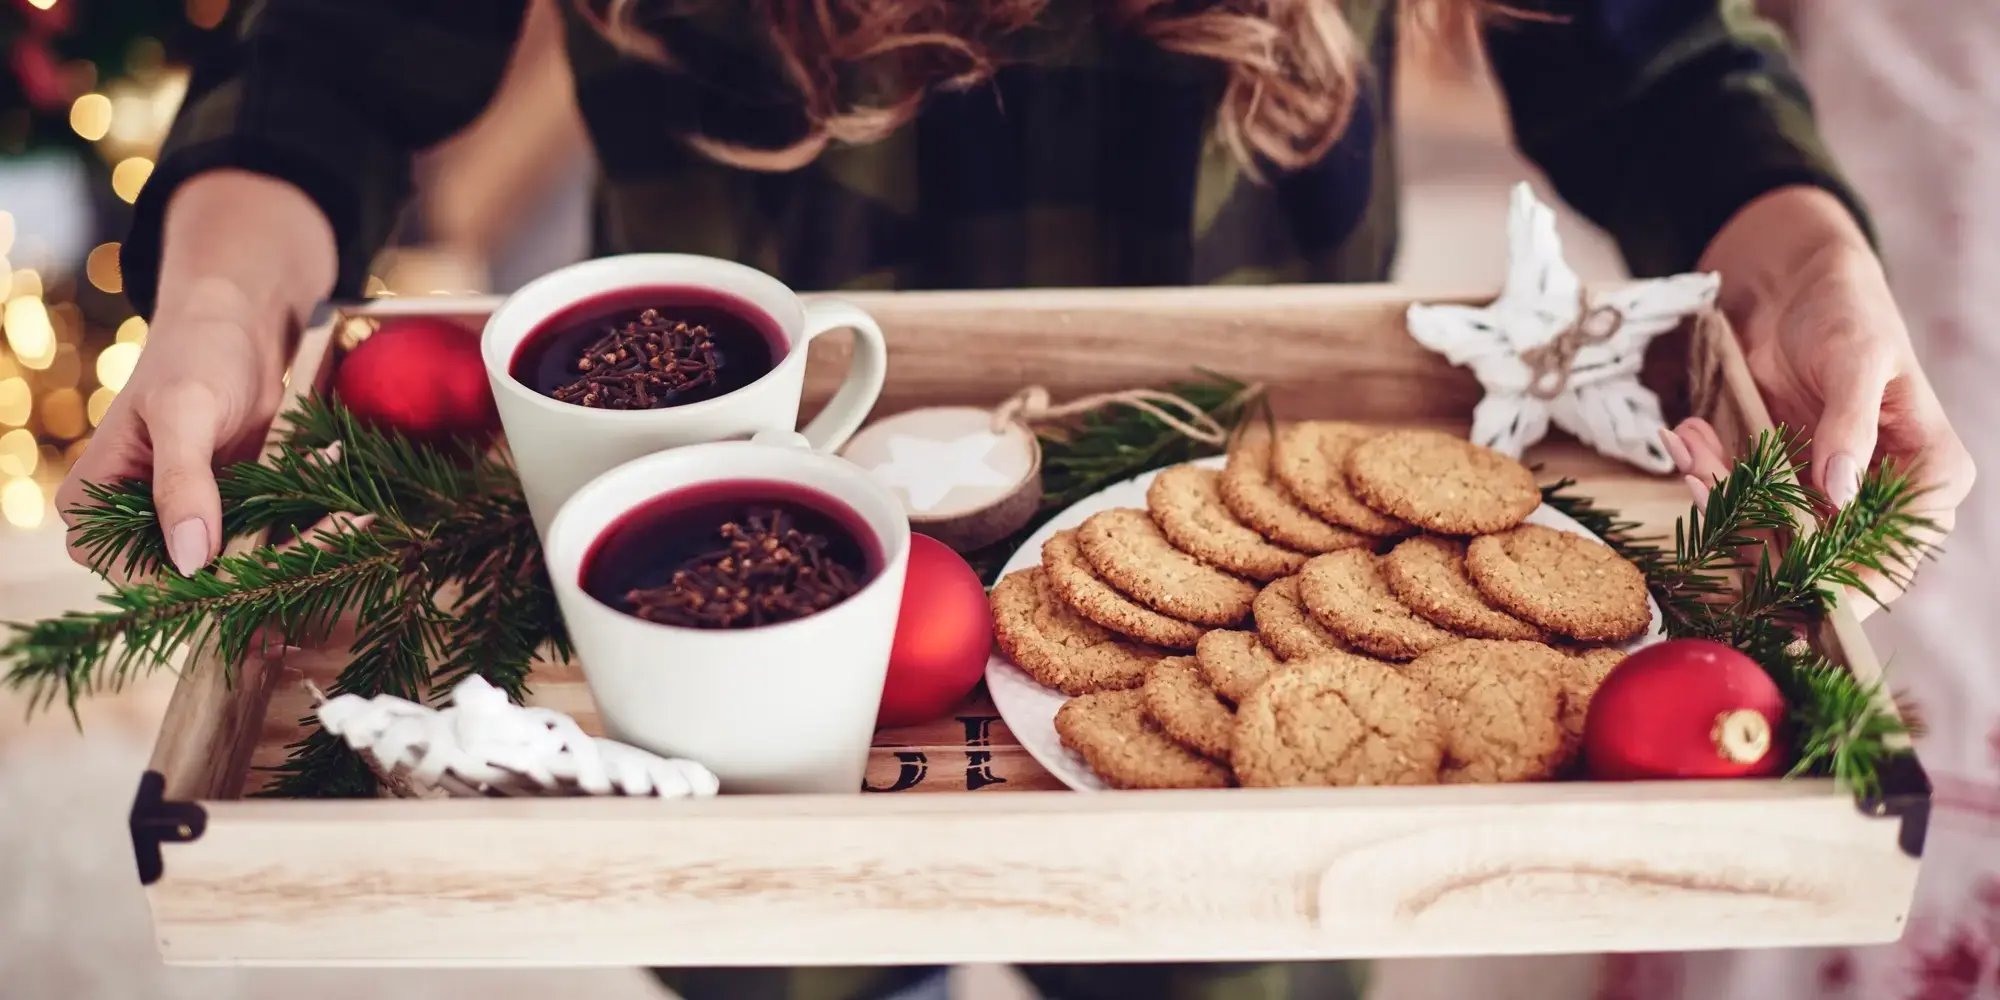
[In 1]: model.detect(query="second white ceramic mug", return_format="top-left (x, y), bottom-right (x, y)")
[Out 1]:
top-left (481, 254), bottom-right (888, 533)
top-left (543, 435), bottom-right (912, 794)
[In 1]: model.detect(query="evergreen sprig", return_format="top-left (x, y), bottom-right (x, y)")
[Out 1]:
top-left (1545, 428), bottom-right (1933, 797)
top-left (1, 397), bottom-right (566, 797)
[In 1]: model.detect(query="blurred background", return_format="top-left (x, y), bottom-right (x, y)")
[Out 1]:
top-left (3, 2), bottom-right (1991, 999)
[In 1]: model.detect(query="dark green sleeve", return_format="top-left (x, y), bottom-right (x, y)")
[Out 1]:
top-left (121, 0), bottom-right (529, 316)
top-left (1484, 0), bottom-right (1870, 276)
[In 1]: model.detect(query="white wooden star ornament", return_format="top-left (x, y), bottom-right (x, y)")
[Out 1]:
top-left (314, 675), bottom-right (720, 799)
top-left (1406, 183), bottom-right (1720, 474)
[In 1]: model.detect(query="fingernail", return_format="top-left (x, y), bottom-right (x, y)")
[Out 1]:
top-left (1826, 453), bottom-right (1862, 507)
top-left (167, 518), bottom-right (210, 577)
top-left (1659, 428), bottom-right (1693, 472)
top-left (1683, 474), bottom-right (1710, 506)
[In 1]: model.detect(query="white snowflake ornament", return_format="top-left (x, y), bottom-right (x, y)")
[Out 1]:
top-left (315, 675), bottom-right (720, 799)
top-left (1406, 183), bottom-right (1720, 473)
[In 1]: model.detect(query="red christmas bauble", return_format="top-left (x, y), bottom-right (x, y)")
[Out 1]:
top-left (1584, 639), bottom-right (1787, 780)
top-left (876, 535), bottom-right (994, 729)
top-left (335, 318), bottom-right (498, 444)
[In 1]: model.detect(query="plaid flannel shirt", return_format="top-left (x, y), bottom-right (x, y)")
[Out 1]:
top-left (122, 0), bottom-right (1865, 314)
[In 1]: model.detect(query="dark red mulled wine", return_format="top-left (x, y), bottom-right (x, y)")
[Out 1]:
top-left (582, 479), bottom-right (881, 629)
top-left (510, 286), bottom-right (784, 409)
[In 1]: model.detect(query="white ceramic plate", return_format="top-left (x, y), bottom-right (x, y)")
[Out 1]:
top-left (984, 455), bottom-right (1666, 792)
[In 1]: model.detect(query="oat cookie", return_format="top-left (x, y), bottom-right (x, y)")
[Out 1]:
top-left (1042, 530), bottom-right (1206, 649)
top-left (1271, 422), bottom-right (1411, 536)
top-left (1404, 640), bottom-right (1569, 784)
top-left (1193, 629), bottom-right (1287, 704)
top-left (1558, 647), bottom-right (1627, 749)
top-left (1055, 689), bottom-right (1232, 789)
top-left (1346, 429), bottom-right (1540, 535)
top-left (1466, 524), bottom-right (1652, 643)
top-left (1141, 656), bottom-right (1236, 761)
top-left (990, 568), bottom-right (1166, 695)
top-left (1148, 464), bottom-right (1307, 582)
top-left (1251, 575), bottom-right (1354, 661)
top-left (1383, 536), bottom-right (1544, 641)
top-left (1297, 549), bottom-right (1459, 660)
top-left (1220, 423), bottom-right (1371, 554)
top-left (1077, 508), bottom-right (1256, 627)
top-left (1231, 657), bottom-right (1445, 787)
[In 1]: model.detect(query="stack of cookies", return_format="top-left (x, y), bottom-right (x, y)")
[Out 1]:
top-left (989, 422), bottom-right (1651, 790)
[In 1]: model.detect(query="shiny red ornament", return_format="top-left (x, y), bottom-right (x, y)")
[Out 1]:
top-left (335, 318), bottom-right (498, 445)
top-left (1584, 638), bottom-right (1787, 780)
top-left (876, 534), bottom-right (994, 729)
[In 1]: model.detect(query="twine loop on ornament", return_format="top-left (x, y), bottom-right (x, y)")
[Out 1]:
top-left (1519, 294), bottom-right (1625, 401)
top-left (992, 384), bottom-right (1260, 445)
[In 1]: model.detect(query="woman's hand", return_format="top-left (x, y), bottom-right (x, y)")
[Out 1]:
top-left (1686, 185), bottom-right (1974, 607)
top-left (57, 290), bottom-right (293, 576)
top-left (56, 170), bottom-right (336, 576)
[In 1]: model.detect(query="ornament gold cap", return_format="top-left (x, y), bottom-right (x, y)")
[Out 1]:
top-left (1711, 709), bottom-right (1772, 764)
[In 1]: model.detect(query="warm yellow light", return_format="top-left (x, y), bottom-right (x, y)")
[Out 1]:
top-left (4, 297), bottom-right (55, 366)
top-left (116, 316), bottom-right (147, 345)
top-left (0, 378), bottom-right (28, 426)
top-left (0, 212), bottom-right (12, 256)
top-left (0, 429), bottom-right (36, 477)
top-left (111, 159), bottom-right (153, 204)
top-left (87, 386), bottom-right (117, 426)
top-left (69, 93), bottom-right (113, 142)
top-left (1, 477), bottom-right (44, 529)
top-left (186, 0), bottom-right (228, 28)
top-left (63, 438), bottom-right (90, 467)
top-left (41, 388), bottom-right (85, 439)
top-left (95, 341), bottom-right (142, 391)
top-left (26, 0), bottom-right (57, 9)
top-left (363, 275), bottom-right (390, 298)
top-left (0, 257), bottom-right (11, 301)
top-left (9, 269), bottom-right (41, 300)
top-left (86, 242), bottom-right (123, 292)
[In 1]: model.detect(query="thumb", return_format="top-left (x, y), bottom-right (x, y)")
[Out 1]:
top-left (1810, 348), bottom-right (1893, 508)
top-left (143, 389), bottom-right (225, 576)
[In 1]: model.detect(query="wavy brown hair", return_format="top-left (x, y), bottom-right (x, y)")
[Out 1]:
top-left (584, 0), bottom-right (1479, 176)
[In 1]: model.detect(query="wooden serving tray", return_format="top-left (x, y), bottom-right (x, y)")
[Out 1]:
top-left (135, 285), bottom-right (1927, 967)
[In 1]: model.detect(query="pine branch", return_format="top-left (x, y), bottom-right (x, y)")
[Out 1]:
top-left (1778, 649), bottom-right (1913, 800)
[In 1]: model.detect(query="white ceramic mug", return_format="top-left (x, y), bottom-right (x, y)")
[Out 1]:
top-left (482, 254), bottom-right (889, 532)
top-left (543, 434), bottom-right (912, 794)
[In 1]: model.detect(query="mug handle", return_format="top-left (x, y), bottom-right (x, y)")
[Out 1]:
top-left (796, 299), bottom-right (888, 452)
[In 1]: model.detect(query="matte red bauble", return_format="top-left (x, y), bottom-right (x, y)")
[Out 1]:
top-left (876, 535), bottom-right (994, 729)
top-left (1584, 639), bottom-right (1787, 780)
top-left (335, 318), bottom-right (498, 444)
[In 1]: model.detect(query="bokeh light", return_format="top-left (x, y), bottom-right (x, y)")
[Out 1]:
top-left (112, 158), bottom-right (154, 204)
top-left (86, 242), bottom-right (123, 293)
top-left (1, 477), bottom-right (44, 529)
top-left (116, 316), bottom-right (148, 345)
top-left (69, 93), bottom-right (113, 142)
top-left (0, 429), bottom-right (36, 477)
top-left (41, 388), bottom-right (86, 439)
top-left (187, 0), bottom-right (229, 28)
top-left (0, 378), bottom-right (29, 426)
top-left (87, 386), bottom-right (117, 426)
top-left (0, 212), bottom-right (13, 255)
top-left (4, 297), bottom-right (56, 369)
top-left (9, 269), bottom-right (41, 299)
top-left (96, 341), bottom-right (142, 391)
